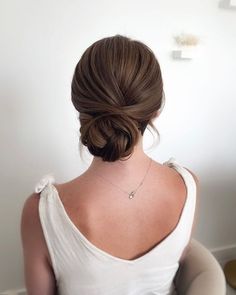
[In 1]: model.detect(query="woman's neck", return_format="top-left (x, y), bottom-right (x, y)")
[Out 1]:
top-left (87, 135), bottom-right (151, 175)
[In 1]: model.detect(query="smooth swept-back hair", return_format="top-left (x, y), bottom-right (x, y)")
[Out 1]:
top-left (71, 34), bottom-right (164, 162)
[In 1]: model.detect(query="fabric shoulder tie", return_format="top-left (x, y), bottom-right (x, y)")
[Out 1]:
top-left (35, 174), bottom-right (55, 193)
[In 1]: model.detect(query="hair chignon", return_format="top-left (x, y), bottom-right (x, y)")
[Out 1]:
top-left (71, 34), bottom-right (164, 162)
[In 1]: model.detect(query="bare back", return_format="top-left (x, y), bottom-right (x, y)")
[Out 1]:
top-left (53, 159), bottom-right (187, 261)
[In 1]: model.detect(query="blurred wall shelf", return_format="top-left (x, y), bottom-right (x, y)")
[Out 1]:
top-left (219, 0), bottom-right (236, 9)
top-left (172, 46), bottom-right (196, 60)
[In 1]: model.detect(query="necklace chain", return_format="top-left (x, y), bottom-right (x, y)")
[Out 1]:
top-left (92, 158), bottom-right (153, 199)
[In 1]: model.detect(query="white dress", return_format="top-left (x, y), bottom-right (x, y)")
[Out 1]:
top-left (35, 158), bottom-right (197, 295)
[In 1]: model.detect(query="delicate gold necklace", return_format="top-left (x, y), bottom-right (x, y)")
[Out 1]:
top-left (92, 158), bottom-right (152, 199)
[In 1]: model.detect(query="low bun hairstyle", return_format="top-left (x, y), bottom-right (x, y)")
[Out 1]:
top-left (71, 34), bottom-right (164, 162)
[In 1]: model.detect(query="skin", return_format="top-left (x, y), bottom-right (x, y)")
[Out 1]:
top-left (21, 133), bottom-right (199, 295)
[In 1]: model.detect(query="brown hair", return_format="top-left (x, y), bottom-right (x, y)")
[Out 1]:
top-left (71, 34), bottom-right (164, 162)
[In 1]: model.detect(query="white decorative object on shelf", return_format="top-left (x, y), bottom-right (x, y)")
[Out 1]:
top-left (172, 33), bottom-right (200, 60)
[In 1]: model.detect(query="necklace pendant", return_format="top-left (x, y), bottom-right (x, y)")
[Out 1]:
top-left (129, 191), bottom-right (135, 199)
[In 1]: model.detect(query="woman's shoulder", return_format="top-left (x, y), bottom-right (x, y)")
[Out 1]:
top-left (21, 192), bottom-right (53, 267)
top-left (21, 174), bottom-right (57, 261)
top-left (162, 157), bottom-right (199, 186)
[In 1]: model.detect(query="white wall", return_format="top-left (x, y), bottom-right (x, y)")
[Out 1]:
top-left (1, 0), bottom-right (236, 291)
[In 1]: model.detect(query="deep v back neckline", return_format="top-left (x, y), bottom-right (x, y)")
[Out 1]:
top-left (48, 159), bottom-right (191, 264)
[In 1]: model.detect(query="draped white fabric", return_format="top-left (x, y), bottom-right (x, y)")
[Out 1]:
top-left (36, 158), bottom-right (196, 295)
